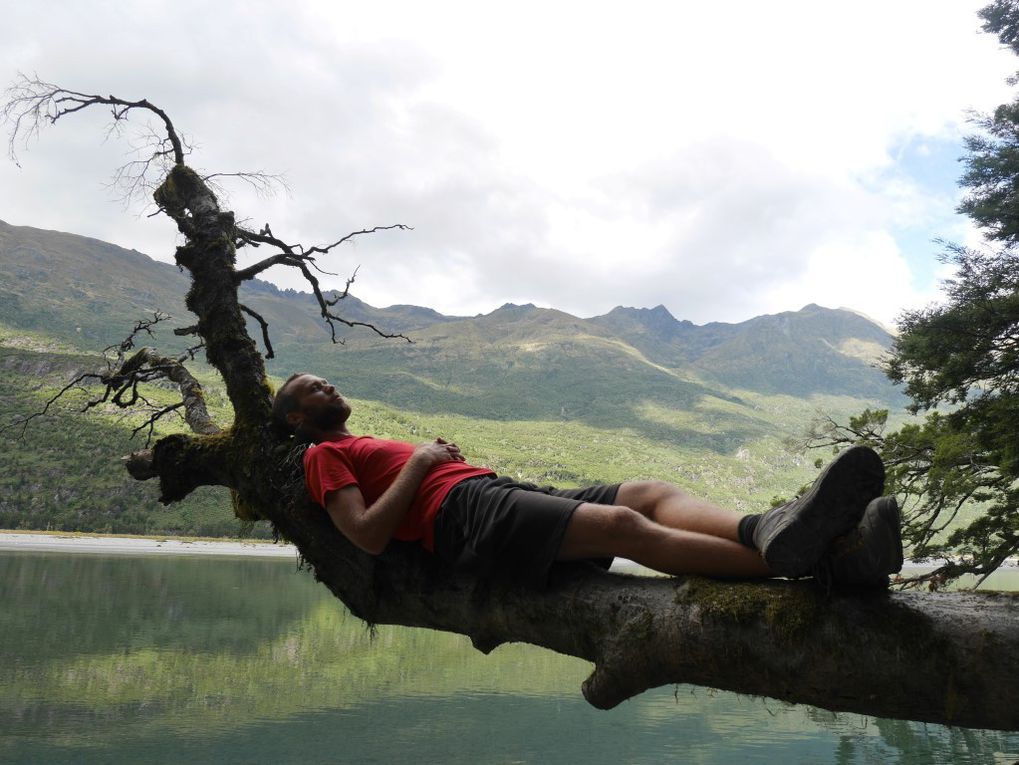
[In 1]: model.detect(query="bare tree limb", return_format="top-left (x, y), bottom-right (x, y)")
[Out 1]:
top-left (234, 225), bottom-right (413, 280)
top-left (302, 224), bottom-right (413, 256)
top-left (239, 302), bottom-right (275, 359)
top-left (0, 314), bottom-right (218, 447)
top-left (3, 73), bottom-right (185, 179)
top-left (0, 370), bottom-right (106, 439)
top-left (328, 265), bottom-right (359, 304)
top-left (234, 225), bottom-right (413, 343)
top-left (202, 171), bottom-right (290, 199)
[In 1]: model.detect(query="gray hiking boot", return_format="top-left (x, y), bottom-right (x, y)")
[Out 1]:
top-left (753, 445), bottom-right (885, 577)
top-left (817, 496), bottom-right (904, 588)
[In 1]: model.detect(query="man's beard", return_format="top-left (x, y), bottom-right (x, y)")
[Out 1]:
top-left (308, 400), bottom-right (350, 430)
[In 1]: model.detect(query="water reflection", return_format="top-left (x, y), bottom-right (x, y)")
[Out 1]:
top-left (2, 551), bottom-right (1017, 764)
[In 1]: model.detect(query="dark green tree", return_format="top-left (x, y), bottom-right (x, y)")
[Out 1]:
top-left (807, 0), bottom-right (1019, 587)
top-left (959, 1), bottom-right (1019, 243)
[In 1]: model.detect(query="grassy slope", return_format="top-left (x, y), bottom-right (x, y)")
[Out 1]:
top-left (1, 320), bottom-right (899, 536)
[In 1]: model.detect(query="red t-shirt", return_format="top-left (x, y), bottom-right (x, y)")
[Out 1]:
top-left (303, 435), bottom-right (495, 551)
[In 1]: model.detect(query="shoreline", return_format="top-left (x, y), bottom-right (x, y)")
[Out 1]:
top-left (0, 531), bottom-right (297, 558)
top-left (3, 531), bottom-right (1012, 572)
top-left (0, 531), bottom-right (653, 569)
top-left (0, 533), bottom-right (649, 571)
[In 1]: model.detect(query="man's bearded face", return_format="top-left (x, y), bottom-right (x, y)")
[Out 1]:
top-left (291, 376), bottom-right (351, 432)
top-left (306, 397), bottom-right (350, 430)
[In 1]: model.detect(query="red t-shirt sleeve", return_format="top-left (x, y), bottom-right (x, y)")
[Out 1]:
top-left (304, 443), bottom-right (359, 506)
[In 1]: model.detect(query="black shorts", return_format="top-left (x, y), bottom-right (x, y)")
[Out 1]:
top-left (432, 476), bottom-right (620, 587)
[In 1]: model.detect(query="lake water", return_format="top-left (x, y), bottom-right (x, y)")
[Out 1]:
top-left (2, 550), bottom-right (1018, 764)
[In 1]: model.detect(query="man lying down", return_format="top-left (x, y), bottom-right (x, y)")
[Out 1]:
top-left (273, 374), bottom-right (903, 588)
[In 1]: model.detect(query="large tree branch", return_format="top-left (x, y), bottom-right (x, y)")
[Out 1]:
top-left (151, 164), bottom-right (272, 424)
top-left (269, 485), bottom-right (1019, 732)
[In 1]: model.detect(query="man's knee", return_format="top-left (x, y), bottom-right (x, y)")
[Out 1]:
top-left (598, 503), bottom-right (649, 539)
top-left (560, 503), bottom-right (649, 559)
top-left (618, 480), bottom-right (686, 515)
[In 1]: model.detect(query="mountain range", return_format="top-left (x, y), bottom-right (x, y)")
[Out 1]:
top-left (0, 218), bottom-right (902, 424)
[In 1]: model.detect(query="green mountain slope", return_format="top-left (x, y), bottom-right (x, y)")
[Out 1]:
top-left (0, 220), bottom-right (189, 347)
top-left (591, 302), bottom-right (896, 398)
top-left (0, 219), bottom-right (902, 411)
top-left (0, 220), bottom-right (906, 536)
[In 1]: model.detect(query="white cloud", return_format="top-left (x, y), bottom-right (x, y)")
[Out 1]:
top-left (769, 232), bottom-right (918, 327)
top-left (1, 0), bottom-right (1016, 327)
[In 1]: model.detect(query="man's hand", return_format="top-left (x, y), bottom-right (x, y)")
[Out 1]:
top-left (412, 437), bottom-right (466, 467)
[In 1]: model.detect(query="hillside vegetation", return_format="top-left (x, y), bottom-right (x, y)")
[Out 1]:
top-left (0, 220), bottom-right (905, 537)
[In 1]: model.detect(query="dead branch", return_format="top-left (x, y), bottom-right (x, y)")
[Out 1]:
top-left (105, 311), bottom-right (170, 360)
top-left (1, 315), bottom-right (218, 445)
top-left (234, 225), bottom-right (413, 343)
top-left (233, 225), bottom-right (412, 281)
top-left (114, 346), bottom-right (219, 438)
top-left (330, 265), bottom-right (359, 303)
top-left (302, 224), bottom-right (413, 257)
top-left (239, 303), bottom-right (275, 359)
top-left (2, 74), bottom-right (186, 194)
top-left (202, 171), bottom-right (291, 199)
top-left (0, 370), bottom-right (106, 439)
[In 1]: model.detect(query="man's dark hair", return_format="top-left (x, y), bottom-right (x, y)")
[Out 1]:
top-left (271, 372), bottom-right (306, 438)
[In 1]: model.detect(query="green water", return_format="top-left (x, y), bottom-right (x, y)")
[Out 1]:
top-left (2, 551), bottom-right (1017, 764)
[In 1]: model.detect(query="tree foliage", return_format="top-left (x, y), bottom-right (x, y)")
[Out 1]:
top-left (957, 3), bottom-right (1019, 242)
top-left (807, 1), bottom-right (1019, 587)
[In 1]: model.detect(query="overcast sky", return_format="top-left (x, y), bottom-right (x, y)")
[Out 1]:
top-left (2, 0), bottom-right (1016, 327)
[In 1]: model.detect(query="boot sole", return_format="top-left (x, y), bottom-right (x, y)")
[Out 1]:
top-left (765, 445), bottom-right (885, 576)
top-left (829, 496), bottom-right (904, 587)
top-left (872, 496), bottom-right (904, 574)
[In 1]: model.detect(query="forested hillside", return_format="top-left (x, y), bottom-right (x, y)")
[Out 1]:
top-left (0, 220), bottom-right (905, 536)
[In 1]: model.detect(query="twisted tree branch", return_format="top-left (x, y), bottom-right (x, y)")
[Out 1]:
top-left (3, 73), bottom-right (185, 177)
top-left (234, 225), bottom-right (412, 343)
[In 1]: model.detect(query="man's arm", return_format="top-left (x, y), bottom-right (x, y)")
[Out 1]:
top-left (324, 438), bottom-right (464, 555)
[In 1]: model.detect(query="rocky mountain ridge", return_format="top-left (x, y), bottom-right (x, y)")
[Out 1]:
top-left (0, 219), bottom-right (902, 417)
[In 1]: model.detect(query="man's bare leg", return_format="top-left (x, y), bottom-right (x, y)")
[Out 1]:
top-left (616, 480), bottom-right (747, 541)
top-left (557, 502), bottom-right (773, 578)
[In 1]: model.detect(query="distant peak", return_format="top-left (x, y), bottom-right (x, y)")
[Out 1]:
top-left (606, 304), bottom-right (674, 317)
